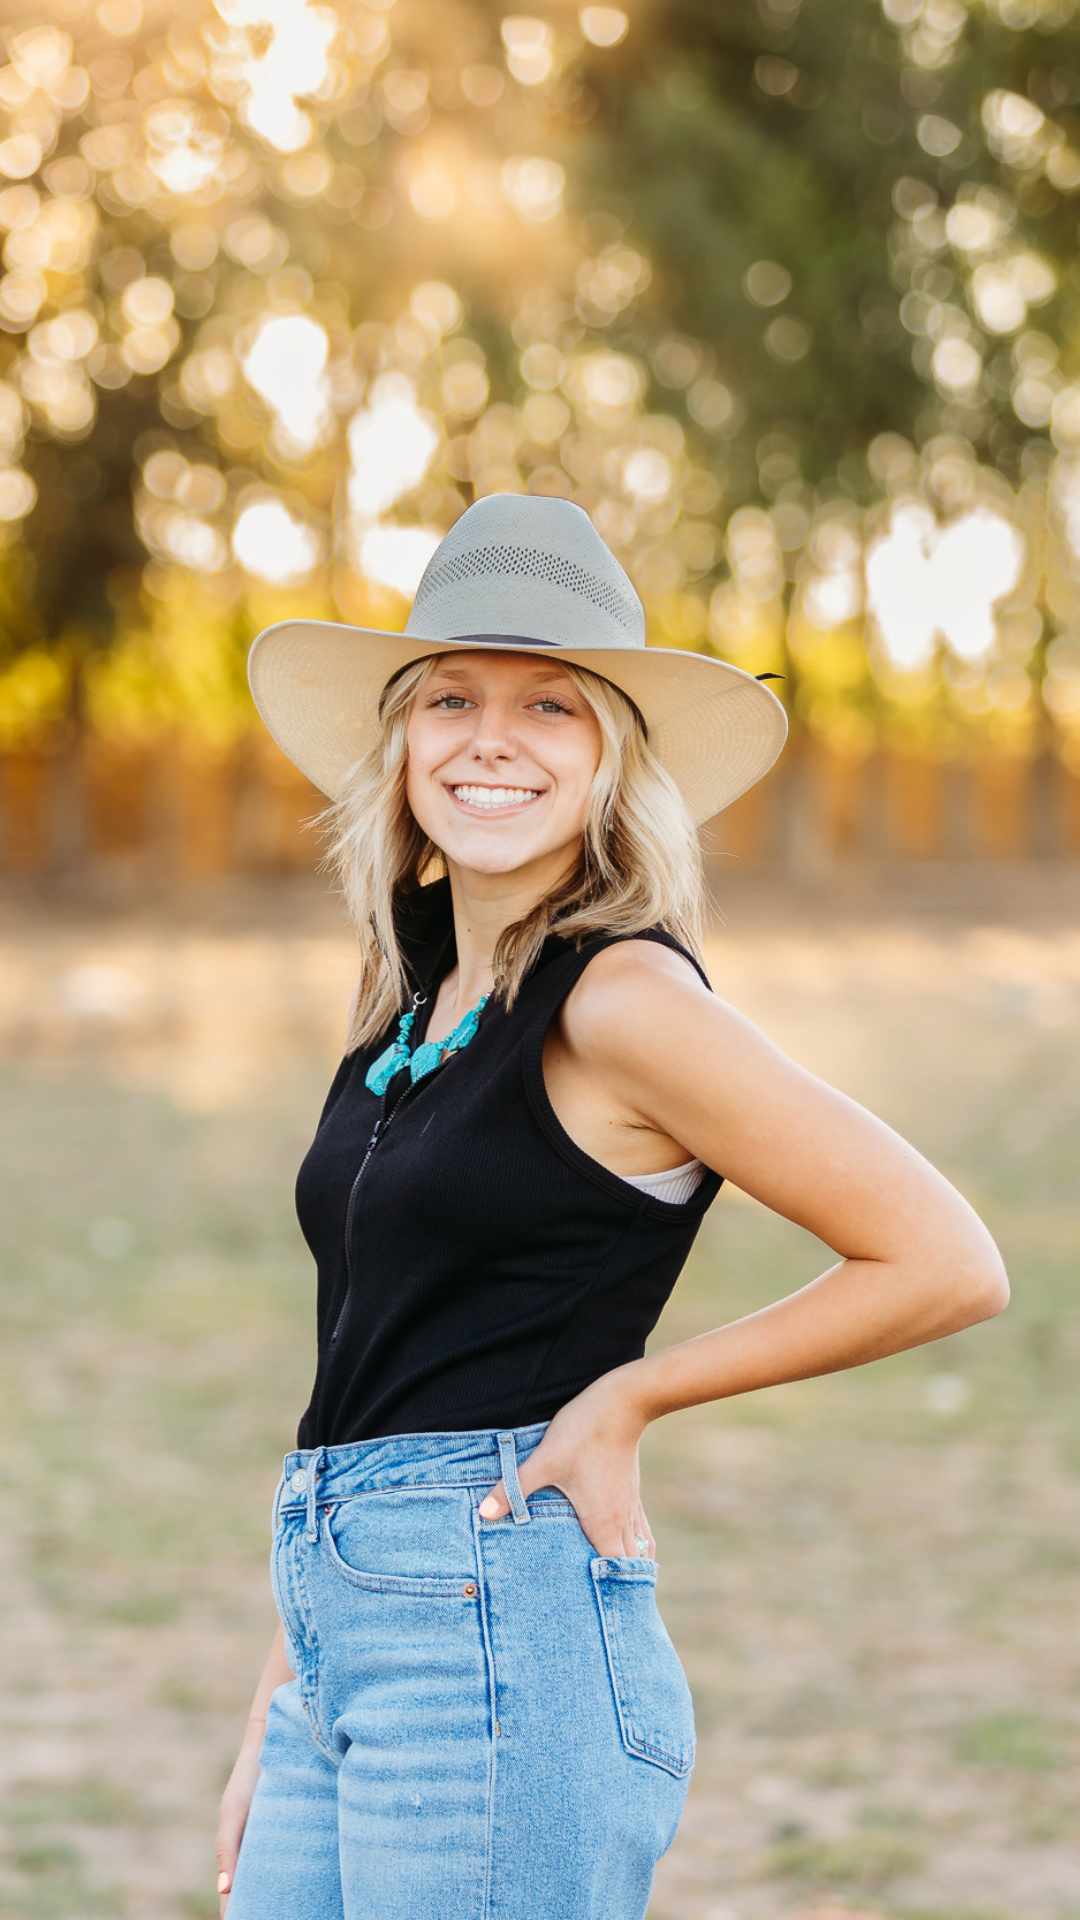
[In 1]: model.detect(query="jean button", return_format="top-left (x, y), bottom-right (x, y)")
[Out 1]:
top-left (289, 1469), bottom-right (307, 1492)
top-left (462, 1582), bottom-right (478, 1598)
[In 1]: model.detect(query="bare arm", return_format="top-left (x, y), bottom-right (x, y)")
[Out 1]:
top-left (480, 943), bottom-right (1009, 1551)
top-left (216, 1622), bottom-right (294, 1913)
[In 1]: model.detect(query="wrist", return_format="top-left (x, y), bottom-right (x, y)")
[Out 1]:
top-left (585, 1360), bottom-right (655, 1436)
top-left (611, 1354), bottom-right (672, 1429)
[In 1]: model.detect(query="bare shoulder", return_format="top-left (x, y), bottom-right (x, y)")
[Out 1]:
top-left (561, 937), bottom-right (727, 1067)
top-left (575, 935), bottom-right (711, 997)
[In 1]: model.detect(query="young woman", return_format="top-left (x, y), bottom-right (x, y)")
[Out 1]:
top-left (218, 495), bottom-right (1008, 1919)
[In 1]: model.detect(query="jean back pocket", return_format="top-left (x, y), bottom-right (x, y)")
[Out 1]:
top-left (590, 1557), bottom-right (695, 1778)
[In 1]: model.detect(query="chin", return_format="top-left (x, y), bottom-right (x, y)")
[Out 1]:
top-left (449, 843), bottom-right (543, 877)
top-left (433, 822), bottom-right (554, 873)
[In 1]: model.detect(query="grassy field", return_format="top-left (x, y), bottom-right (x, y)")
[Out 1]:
top-left (0, 876), bottom-right (1078, 1920)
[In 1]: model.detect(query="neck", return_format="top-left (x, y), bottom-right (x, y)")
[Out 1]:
top-left (440, 850), bottom-right (577, 1015)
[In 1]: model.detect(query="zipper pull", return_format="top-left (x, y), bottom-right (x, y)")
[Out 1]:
top-left (368, 1119), bottom-right (383, 1149)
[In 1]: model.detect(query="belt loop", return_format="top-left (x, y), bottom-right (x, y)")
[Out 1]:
top-left (304, 1447), bottom-right (325, 1543)
top-left (497, 1431), bottom-right (531, 1526)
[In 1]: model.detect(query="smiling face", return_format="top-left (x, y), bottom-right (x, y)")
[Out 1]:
top-left (404, 650), bottom-right (603, 886)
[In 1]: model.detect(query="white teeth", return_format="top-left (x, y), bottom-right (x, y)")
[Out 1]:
top-left (451, 785), bottom-right (541, 809)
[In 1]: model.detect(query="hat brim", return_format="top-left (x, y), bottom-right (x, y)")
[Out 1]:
top-left (247, 620), bottom-right (788, 827)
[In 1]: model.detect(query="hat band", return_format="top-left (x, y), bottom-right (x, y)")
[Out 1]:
top-left (445, 631), bottom-right (558, 648)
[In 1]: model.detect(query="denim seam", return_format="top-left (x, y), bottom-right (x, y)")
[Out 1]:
top-left (278, 1474), bottom-right (535, 1499)
top-left (278, 1493), bottom-right (578, 1520)
top-left (472, 1504), bottom-right (499, 1920)
top-left (290, 1520), bottom-right (337, 1761)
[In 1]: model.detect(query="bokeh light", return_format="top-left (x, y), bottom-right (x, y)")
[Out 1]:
top-left (346, 373), bottom-right (439, 521)
top-left (358, 522), bottom-right (441, 596)
top-left (866, 504), bottom-right (1024, 670)
top-left (0, 0), bottom-right (1075, 784)
top-left (579, 8), bottom-right (630, 48)
top-left (243, 313), bottom-right (331, 454)
top-left (233, 496), bottom-right (321, 584)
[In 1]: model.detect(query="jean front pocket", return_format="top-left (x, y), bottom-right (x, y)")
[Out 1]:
top-left (323, 1502), bottom-right (477, 1599)
top-left (590, 1557), bottom-right (695, 1778)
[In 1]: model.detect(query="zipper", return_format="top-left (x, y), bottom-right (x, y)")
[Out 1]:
top-left (328, 993), bottom-right (428, 1348)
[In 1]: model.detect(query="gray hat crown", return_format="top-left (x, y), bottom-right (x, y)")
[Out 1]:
top-left (406, 494), bottom-right (645, 652)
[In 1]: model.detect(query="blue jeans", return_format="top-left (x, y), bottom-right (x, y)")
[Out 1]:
top-left (227, 1424), bottom-right (694, 1919)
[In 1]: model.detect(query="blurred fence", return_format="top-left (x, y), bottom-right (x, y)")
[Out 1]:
top-left (722, 738), bottom-right (1080, 867)
top-left (3, 734), bottom-right (1079, 879)
top-left (0, 735), bottom-right (318, 879)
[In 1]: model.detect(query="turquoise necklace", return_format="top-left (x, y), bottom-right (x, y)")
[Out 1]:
top-left (365, 991), bottom-right (488, 1096)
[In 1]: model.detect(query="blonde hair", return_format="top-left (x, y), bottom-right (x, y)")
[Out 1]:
top-left (326, 654), bottom-right (707, 1053)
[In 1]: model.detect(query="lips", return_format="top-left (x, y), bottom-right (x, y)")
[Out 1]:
top-left (450, 784), bottom-right (543, 810)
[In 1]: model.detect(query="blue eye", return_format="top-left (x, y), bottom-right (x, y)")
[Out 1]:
top-left (434, 694), bottom-right (470, 709)
top-left (532, 698), bottom-right (570, 714)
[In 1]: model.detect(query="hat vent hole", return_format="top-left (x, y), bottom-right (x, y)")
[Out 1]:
top-left (412, 543), bottom-right (639, 635)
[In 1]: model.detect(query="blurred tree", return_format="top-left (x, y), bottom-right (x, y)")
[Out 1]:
top-left (0, 0), bottom-right (1075, 771)
top-left (576, 0), bottom-right (1080, 497)
top-left (569, 0), bottom-right (1080, 758)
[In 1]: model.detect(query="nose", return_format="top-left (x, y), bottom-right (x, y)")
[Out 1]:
top-left (468, 695), bottom-right (518, 767)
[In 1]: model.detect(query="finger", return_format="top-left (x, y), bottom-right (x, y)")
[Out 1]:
top-left (216, 1825), bottom-right (240, 1907)
top-left (623, 1511), bottom-right (653, 1559)
top-left (574, 1513), bottom-right (629, 1556)
top-left (478, 1480), bottom-right (509, 1519)
top-left (512, 1438), bottom-right (575, 1505)
top-left (563, 1494), bottom-right (634, 1558)
top-left (217, 1843), bottom-right (239, 1912)
top-left (595, 1517), bottom-right (638, 1556)
top-left (216, 1828), bottom-right (240, 1874)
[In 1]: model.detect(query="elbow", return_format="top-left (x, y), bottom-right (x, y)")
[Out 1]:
top-left (953, 1252), bottom-right (1010, 1328)
top-left (925, 1205), bottom-right (1010, 1331)
top-left (982, 1264), bottom-right (1011, 1319)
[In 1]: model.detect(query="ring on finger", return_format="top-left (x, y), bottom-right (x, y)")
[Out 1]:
top-left (634, 1533), bottom-right (649, 1555)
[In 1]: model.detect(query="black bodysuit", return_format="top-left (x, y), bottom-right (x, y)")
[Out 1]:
top-left (294, 879), bottom-right (722, 1445)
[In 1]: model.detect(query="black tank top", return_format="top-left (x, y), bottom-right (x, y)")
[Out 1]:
top-left (294, 878), bottom-right (723, 1446)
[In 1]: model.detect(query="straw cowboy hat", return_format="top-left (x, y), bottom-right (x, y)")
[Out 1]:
top-left (247, 493), bottom-right (787, 825)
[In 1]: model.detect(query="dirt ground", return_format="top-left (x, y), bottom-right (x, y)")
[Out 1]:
top-left (1, 868), bottom-right (1078, 1920)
